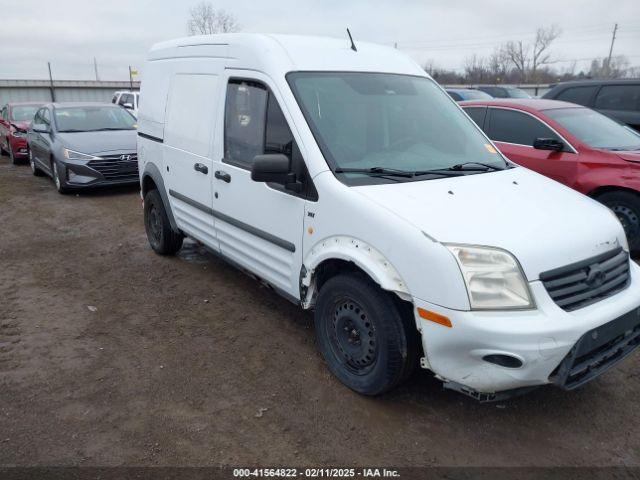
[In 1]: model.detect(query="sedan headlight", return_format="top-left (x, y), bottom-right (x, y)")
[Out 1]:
top-left (11, 130), bottom-right (26, 138)
top-left (63, 148), bottom-right (101, 160)
top-left (446, 244), bottom-right (534, 310)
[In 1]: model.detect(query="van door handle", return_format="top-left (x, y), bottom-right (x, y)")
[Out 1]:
top-left (194, 163), bottom-right (208, 174)
top-left (215, 170), bottom-right (231, 183)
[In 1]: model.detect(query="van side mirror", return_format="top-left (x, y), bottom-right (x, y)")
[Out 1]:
top-left (533, 138), bottom-right (564, 152)
top-left (251, 154), bottom-right (292, 184)
top-left (32, 123), bottom-right (50, 133)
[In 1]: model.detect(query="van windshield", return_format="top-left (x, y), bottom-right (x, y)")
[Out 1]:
top-left (287, 72), bottom-right (507, 184)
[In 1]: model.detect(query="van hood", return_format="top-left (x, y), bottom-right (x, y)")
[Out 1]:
top-left (354, 167), bottom-right (626, 280)
top-left (57, 129), bottom-right (137, 156)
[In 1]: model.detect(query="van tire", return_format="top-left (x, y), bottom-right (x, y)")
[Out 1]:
top-left (314, 272), bottom-right (418, 395)
top-left (597, 191), bottom-right (640, 255)
top-left (144, 189), bottom-right (183, 255)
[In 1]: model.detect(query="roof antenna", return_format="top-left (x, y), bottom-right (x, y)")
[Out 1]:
top-left (346, 28), bottom-right (357, 52)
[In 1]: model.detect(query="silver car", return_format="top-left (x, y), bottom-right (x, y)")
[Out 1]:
top-left (27, 102), bottom-right (138, 194)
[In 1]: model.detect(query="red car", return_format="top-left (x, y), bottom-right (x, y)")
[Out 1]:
top-left (0, 102), bottom-right (44, 164)
top-left (460, 98), bottom-right (640, 255)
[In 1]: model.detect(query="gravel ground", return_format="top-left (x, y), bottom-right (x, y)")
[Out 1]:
top-left (0, 155), bottom-right (639, 468)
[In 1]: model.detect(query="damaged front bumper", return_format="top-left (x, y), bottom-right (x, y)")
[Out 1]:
top-left (413, 261), bottom-right (640, 401)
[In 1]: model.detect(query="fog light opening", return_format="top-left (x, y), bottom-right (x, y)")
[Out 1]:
top-left (482, 354), bottom-right (523, 369)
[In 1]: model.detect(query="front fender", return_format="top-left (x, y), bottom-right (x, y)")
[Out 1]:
top-left (301, 235), bottom-right (410, 308)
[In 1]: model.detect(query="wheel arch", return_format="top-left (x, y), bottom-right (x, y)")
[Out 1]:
top-left (142, 162), bottom-right (179, 231)
top-left (588, 185), bottom-right (640, 200)
top-left (300, 236), bottom-right (412, 309)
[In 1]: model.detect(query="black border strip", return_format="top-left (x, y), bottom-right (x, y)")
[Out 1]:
top-left (168, 189), bottom-right (296, 253)
top-left (138, 132), bottom-right (164, 143)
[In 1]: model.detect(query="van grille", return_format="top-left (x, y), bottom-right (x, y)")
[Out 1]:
top-left (88, 154), bottom-right (138, 181)
top-left (540, 247), bottom-right (630, 312)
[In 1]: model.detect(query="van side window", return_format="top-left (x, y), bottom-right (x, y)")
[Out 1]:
top-left (265, 92), bottom-right (295, 157)
top-left (224, 82), bottom-right (268, 168)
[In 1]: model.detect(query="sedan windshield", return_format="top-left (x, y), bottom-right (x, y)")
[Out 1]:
top-left (11, 105), bottom-right (40, 122)
top-left (287, 72), bottom-right (507, 183)
top-left (54, 106), bottom-right (137, 132)
top-left (546, 107), bottom-right (640, 151)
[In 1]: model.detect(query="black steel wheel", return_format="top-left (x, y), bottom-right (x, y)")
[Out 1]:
top-left (329, 298), bottom-right (379, 376)
top-left (143, 189), bottom-right (183, 255)
top-left (314, 272), bottom-right (418, 395)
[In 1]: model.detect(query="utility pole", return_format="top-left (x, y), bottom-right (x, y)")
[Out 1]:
top-left (128, 65), bottom-right (134, 90)
top-left (605, 23), bottom-right (618, 77)
top-left (94, 57), bottom-right (100, 81)
top-left (47, 62), bottom-right (56, 102)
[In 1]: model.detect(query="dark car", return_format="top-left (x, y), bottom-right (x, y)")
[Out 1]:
top-left (476, 85), bottom-right (532, 99)
top-left (542, 79), bottom-right (640, 132)
top-left (27, 103), bottom-right (138, 194)
top-left (461, 98), bottom-right (640, 253)
top-left (0, 102), bottom-right (44, 164)
top-left (445, 88), bottom-right (493, 101)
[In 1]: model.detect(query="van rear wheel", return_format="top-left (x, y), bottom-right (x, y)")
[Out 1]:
top-left (144, 189), bottom-right (183, 255)
top-left (597, 191), bottom-right (640, 256)
top-left (314, 272), bottom-right (418, 395)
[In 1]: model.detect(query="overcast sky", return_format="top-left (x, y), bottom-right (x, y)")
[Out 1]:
top-left (1, 0), bottom-right (639, 81)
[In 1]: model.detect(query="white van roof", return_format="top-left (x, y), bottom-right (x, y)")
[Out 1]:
top-left (147, 33), bottom-right (425, 78)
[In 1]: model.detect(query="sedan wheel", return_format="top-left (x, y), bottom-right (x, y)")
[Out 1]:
top-left (9, 145), bottom-right (17, 165)
top-left (52, 161), bottom-right (69, 194)
top-left (30, 150), bottom-right (43, 176)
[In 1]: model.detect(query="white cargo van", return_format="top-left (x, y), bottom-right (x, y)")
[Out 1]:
top-left (137, 34), bottom-right (640, 400)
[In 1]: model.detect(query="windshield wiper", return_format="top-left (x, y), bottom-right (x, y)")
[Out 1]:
top-left (448, 161), bottom-right (508, 171)
top-left (334, 167), bottom-right (415, 178)
top-left (88, 127), bottom-right (133, 131)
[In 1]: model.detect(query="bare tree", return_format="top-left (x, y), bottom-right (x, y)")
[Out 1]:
top-left (464, 54), bottom-right (488, 83)
top-left (187, 1), bottom-right (240, 35)
top-left (502, 40), bottom-right (529, 82)
top-left (589, 55), bottom-right (631, 79)
top-left (531, 25), bottom-right (561, 81)
top-left (488, 47), bottom-right (511, 82)
top-left (501, 25), bottom-right (561, 82)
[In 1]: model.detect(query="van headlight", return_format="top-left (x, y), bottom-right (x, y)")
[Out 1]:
top-left (445, 244), bottom-right (534, 310)
top-left (63, 148), bottom-right (100, 160)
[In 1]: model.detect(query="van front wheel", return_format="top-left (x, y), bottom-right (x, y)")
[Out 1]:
top-left (144, 189), bottom-right (183, 255)
top-left (314, 272), bottom-right (417, 395)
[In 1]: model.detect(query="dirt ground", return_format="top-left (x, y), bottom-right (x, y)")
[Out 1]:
top-left (1, 154), bottom-right (639, 468)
